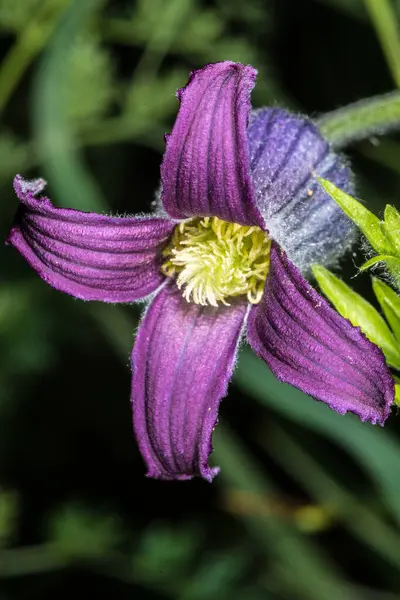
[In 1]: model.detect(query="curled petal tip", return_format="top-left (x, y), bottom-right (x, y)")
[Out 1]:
top-left (9, 175), bottom-right (174, 303)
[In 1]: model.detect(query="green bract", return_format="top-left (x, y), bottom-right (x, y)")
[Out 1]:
top-left (318, 177), bottom-right (400, 289)
top-left (372, 278), bottom-right (400, 341)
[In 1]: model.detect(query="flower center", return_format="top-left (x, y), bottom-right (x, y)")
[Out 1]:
top-left (161, 216), bottom-right (271, 307)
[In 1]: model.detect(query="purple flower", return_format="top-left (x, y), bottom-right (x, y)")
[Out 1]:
top-left (7, 62), bottom-right (394, 481)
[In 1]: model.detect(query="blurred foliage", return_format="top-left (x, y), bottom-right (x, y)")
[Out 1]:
top-left (64, 35), bottom-right (116, 124)
top-left (1, 1), bottom-right (400, 600)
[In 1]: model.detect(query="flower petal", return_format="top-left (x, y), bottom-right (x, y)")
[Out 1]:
top-left (7, 175), bottom-right (174, 303)
top-left (247, 243), bottom-right (394, 424)
top-left (248, 108), bottom-right (356, 272)
top-left (131, 283), bottom-right (248, 481)
top-left (161, 61), bottom-right (263, 227)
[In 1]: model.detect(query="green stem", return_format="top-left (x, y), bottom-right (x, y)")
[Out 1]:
top-left (0, 544), bottom-right (69, 577)
top-left (317, 91), bottom-right (400, 148)
top-left (363, 0), bottom-right (400, 88)
top-left (0, 0), bottom-right (69, 114)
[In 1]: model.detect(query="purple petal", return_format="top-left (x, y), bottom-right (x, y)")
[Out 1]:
top-left (247, 243), bottom-right (394, 424)
top-left (7, 175), bottom-right (174, 303)
top-left (248, 109), bottom-right (356, 272)
top-left (161, 61), bottom-right (263, 227)
top-left (131, 283), bottom-right (248, 481)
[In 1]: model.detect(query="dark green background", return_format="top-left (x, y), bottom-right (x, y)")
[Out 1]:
top-left (1, 1), bottom-right (400, 599)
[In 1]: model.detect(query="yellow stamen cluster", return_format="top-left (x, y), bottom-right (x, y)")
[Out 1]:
top-left (162, 216), bottom-right (271, 307)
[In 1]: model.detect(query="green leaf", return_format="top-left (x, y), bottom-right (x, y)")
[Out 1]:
top-left (359, 254), bottom-right (400, 271)
top-left (364, 0), bottom-right (400, 88)
top-left (383, 204), bottom-right (400, 253)
top-left (318, 178), bottom-right (395, 255)
top-left (395, 383), bottom-right (400, 408)
top-left (372, 277), bottom-right (400, 341)
top-left (312, 264), bottom-right (400, 369)
top-left (361, 256), bottom-right (400, 291)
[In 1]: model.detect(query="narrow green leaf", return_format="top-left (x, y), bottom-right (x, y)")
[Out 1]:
top-left (363, 0), bottom-right (400, 88)
top-left (360, 256), bottom-right (400, 290)
top-left (318, 178), bottom-right (394, 255)
top-left (359, 254), bottom-right (400, 271)
top-left (395, 383), bottom-right (400, 408)
top-left (384, 204), bottom-right (400, 230)
top-left (372, 278), bottom-right (400, 341)
top-left (385, 258), bottom-right (400, 289)
top-left (312, 264), bottom-right (400, 369)
top-left (383, 204), bottom-right (400, 253)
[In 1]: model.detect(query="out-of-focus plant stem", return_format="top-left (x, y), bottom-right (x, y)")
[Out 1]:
top-left (0, 0), bottom-right (69, 115)
top-left (267, 425), bottom-right (400, 571)
top-left (0, 544), bottom-right (177, 597)
top-left (0, 544), bottom-right (68, 577)
top-left (363, 0), bottom-right (400, 88)
top-left (317, 91), bottom-right (400, 148)
top-left (215, 427), bottom-right (361, 600)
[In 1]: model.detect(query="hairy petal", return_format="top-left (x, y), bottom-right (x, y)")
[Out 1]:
top-left (248, 243), bottom-right (394, 424)
top-left (132, 283), bottom-right (247, 481)
top-left (161, 61), bottom-right (263, 227)
top-left (248, 108), bottom-right (356, 272)
top-left (7, 175), bottom-right (174, 303)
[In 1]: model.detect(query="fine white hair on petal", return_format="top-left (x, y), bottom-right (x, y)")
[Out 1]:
top-left (18, 176), bottom-right (47, 196)
top-left (247, 108), bottom-right (357, 274)
top-left (265, 153), bottom-right (358, 274)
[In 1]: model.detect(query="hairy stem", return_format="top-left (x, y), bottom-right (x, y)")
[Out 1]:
top-left (316, 91), bottom-right (400, 148)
